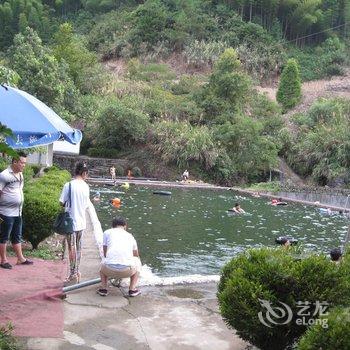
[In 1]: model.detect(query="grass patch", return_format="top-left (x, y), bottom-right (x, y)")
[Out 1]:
top-left (7, 235), bottom-right (63, 260)
top-left (247, 181), bottom-right (281, 192)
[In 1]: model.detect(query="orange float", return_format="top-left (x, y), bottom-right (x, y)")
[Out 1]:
top-left (110, 198), bottom-right (121, 208)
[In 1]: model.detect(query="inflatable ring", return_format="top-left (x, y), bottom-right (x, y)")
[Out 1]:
top-left (275, 236), bottom-right (298, 245)
top-left (121, 182), bottom-right (130, 189)
top-left (153, 190), bottom-right (172, 196)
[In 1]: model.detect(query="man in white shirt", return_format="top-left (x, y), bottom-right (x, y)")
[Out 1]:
top-left (0, 152), bottom-right (33, 269)
top-left (98, 217), bottom-right (141, 297)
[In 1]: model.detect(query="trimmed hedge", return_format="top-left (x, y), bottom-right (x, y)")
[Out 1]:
top-left (217, 248), bottom-right (350, 350)
top-left (297, 307), bottom-right (350, 350)
top-left (23, 167), bottom-right (71, 249)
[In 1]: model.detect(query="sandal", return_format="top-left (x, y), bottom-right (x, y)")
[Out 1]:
top-left (17, 259), bottom-right (33, 265)
top-left (97, 288), bottom-right (108, 296)
top-left (0, 262), bottom-right (12, 269)
top-left (64, 272), bottom-right (81, 285)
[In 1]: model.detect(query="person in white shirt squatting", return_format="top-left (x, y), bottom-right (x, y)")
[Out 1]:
top-left (98, 217), bottom-right (142, 297)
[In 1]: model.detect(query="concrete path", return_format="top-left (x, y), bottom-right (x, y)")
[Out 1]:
top-left (24, 208), bottom-right (249, 350)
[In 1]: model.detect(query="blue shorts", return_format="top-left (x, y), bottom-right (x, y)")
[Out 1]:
top-left (0, 214), bottom-right (23, 244)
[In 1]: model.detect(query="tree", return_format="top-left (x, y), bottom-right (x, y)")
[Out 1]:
top-left (8, 27), bottom-right (76, 114)
top-left (199, 48), bottom-right (251, 123)
top-left (130, 0), bottom-right (169, 51)
top-left (53, 23), bottom-right (105, 94)
top-left (0, 0), bottom-right (52, 50)
top-left (213, 118), bottom-right (280, 181)
top-left (276, 58), bottom-right (302, 111)
top-left (0, 123), bottom-right (18, 157)
top-left (96, 102), bottom-right (150, 150)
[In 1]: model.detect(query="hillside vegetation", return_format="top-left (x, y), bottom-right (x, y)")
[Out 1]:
top-left (0, 0), bottom-right (349, 187)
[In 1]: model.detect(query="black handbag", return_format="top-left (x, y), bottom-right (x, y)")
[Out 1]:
top-left (53, 182), bottom-right (73, 235)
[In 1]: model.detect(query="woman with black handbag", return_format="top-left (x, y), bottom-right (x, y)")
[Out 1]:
top-left (59, 162), bottom-right (90, 284)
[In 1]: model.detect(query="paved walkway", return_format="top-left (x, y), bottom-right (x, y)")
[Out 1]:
top-left (24, 207), bottom-right (249, 350)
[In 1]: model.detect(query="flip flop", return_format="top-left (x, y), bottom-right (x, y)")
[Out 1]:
top-left (17, 259), bottom-right (33, 265)
top-left (0, 262), bottom-right (12, 269)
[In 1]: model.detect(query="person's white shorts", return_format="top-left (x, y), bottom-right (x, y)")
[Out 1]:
top-left (100, 257), bottom-right (141, 279)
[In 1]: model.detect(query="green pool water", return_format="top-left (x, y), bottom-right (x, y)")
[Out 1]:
top-left (92, 185), bottom-right (348, 277)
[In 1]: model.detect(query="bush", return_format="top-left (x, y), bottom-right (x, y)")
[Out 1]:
top-left (127, 59), bottom-right (176, 82)
top-left (287, 38), bottom-right (346, 81)
top-left (183, 40), bottom-right (227, 68)
top-left (23, 168), bottom-right (71, 249)
top-left (131, 166), bottom-right (142, 177)
top-left (0, 323), bottom-right (21, 350)
top-left (297, 307), bottom-right (350, 350)
top-left (248, 181), bottom-right (281, 192)
top-left (276, 58), bottom-right (302, 111)
top-left (87, 148), bottom-right (121, 159)
top-left (217, 248), bottom-right (350, 350)
top-left (115, 164), bottom-right (124, 176)
top-left (96, 102), bottom-right (150, 150)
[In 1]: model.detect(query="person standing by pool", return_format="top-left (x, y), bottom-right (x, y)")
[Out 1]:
top-left (0, 152), bottom-right (33, 269)
top-left (98, 217), bottom-right (141, 297)
top-left (232, 202), bottom-right (245, 214)
top-left (60, 162), bottom-right (90, 284)
top-left (110, 166), bottom-right (116, 183)
top-left (182, 169), bottom-right (189, 181)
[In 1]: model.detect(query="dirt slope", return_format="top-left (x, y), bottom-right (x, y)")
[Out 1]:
top-left (257, 68), bottom-right (350, 115)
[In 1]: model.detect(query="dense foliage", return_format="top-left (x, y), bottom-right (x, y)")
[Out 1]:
top-left (217, 247), bottom-right (350, 350)
top-left (297, 307), bottom-right (350, 349)
top-left (0, 0), bottom-right (348, 185)
top-left (282, 98), bottom-right (350, 186)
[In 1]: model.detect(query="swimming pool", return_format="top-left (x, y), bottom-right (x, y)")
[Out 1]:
top-left (92, 185), bottom-right (349, 278)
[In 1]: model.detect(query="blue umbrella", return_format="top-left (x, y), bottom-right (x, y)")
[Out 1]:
top-left (0, 85), bottom-right (82, 149)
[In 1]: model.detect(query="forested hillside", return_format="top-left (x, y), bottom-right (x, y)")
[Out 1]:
top-left (0, 0), bottom-right (349, 187)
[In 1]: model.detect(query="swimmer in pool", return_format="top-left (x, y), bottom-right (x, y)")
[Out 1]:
top-left (92, 192), bottom-right (101, 202)
top-left (232, 203), bottom-right (245, 214)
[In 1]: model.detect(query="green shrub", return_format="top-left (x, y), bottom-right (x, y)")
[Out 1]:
top-left (151, 120), bottom-right (218, 169)
top-left (287, 38), bottom-right (346, 81)
top-left (248, 181), bottom-right (281, 192)
top-left (115, 164), bottom-right (124, 176)
top-left (0, 323), bottom-right (22, 350)
top-left (96, 102), bottom-right (150, 150)
top-left (217, 248), bottom-right (350, 350)
top-left (87, 148), bottom-right (121, 159)
top-left (183, 40), bottom-right (227, 67)
top-left (23, 168), bottom-right (71, 249)
top-left (131, 166), bottom-right (142, 177)
top-left (276, 58), bottom-right (302, 111)
top-left (297, 307), bottom-right (350, 350)
top-left (127, 59), bottom-right (176, 82)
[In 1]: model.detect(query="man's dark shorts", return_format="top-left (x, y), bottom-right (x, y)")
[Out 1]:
top-left (0, 214), bottom-right (22, 244)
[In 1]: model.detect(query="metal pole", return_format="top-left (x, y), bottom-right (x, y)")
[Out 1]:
top-left (63, 278), bottom-right (101, 293)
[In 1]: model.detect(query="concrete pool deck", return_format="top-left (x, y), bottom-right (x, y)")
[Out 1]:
top-left (24, 204), bottom-right (250, 350)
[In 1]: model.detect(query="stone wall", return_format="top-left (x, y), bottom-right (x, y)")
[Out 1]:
top-left (268, 190), bottom-right (350, 210)
top-left (53, 153), bottom-right (129, 177)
